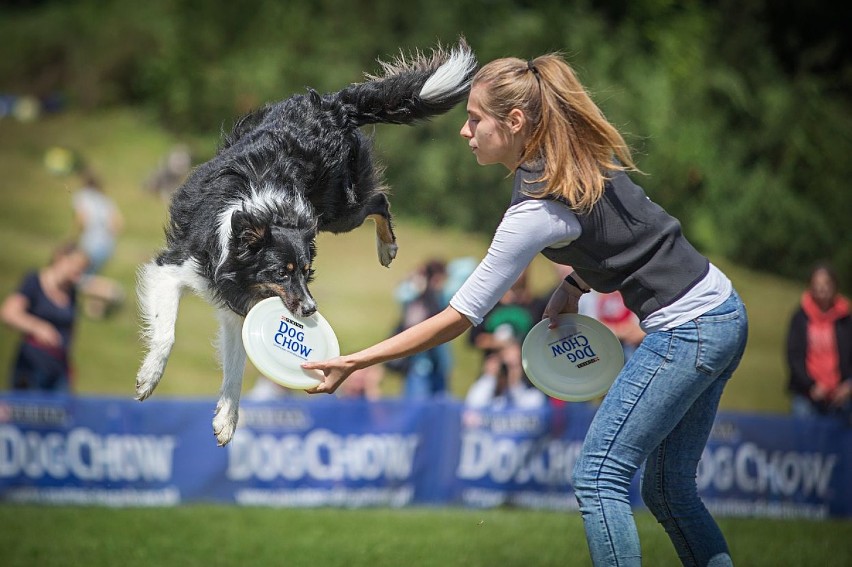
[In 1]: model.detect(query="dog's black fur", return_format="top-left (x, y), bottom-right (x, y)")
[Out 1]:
top-left (136, 40), bottom-right (477, 445)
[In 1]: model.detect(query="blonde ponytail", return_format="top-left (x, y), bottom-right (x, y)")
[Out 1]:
top-left (473, 54), bottom-right (636, 212)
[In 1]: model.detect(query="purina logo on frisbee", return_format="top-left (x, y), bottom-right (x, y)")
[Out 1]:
top-left (272, 318), bottom-right (313, 360)
top-left (549, 331), bottom-right (600, 369)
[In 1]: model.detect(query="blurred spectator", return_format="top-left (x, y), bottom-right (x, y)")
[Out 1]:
top-left (71, 168), bottom-right (125, 319)
top-left (144, 144), bottom-right (192, 201)
top-left (443, 256), bottom-right (478, 303)
top-left (468, 268), bottom-right (544, 361)
top-left (786, 262), bottom-right (852, 422)
top-left (72, 168), bottom-right (123, 275)
top-left (244, 375), bottom-right (290, 401)
top-left (0, 242), bottom-right (89, 392)
top-left (465, 341), bottom-right (545, 410)
top-left (579, 290), bottom-right (645, 360)
top-left (338, 365), bottom-right (385, 400)
top-left (389, 259), bottom-right (452, 399)
top-left (465, 271), bottom-right (551, 408)
top-left (245, 366), bottom-right (385, 401)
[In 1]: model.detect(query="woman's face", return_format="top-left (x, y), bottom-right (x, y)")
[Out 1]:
top-left (810, 268), bottom-right (837, 310)
top-left (54, 251), bottom-right (90, 287)
top-left (460, 84), bottom-right (522, 169)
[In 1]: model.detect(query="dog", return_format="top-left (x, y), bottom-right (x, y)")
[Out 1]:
top-left (135, 40), bottom-right (477, 446)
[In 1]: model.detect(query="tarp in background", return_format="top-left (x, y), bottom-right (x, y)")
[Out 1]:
top-left (0, 393), bottom-right (848, 518)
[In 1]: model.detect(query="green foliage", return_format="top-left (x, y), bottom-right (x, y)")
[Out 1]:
top-left (0, 0), bottom-right (849, 284)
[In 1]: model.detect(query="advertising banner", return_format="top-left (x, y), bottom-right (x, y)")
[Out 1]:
top-left (698, 413), bottom-right (850, 518)
top-left (0, 394), bottom-right (848, 518)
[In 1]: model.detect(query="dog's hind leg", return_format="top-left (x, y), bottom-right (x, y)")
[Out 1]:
top-left (135, 261), bottom-right (187, 401)
top-left (212, 308), bottom-right (246, 446)
top-left (365, 192), bottom-right (398, 267)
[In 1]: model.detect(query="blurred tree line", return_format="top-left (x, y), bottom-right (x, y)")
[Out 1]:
top-left (1, 0), bottom-right (850, 287)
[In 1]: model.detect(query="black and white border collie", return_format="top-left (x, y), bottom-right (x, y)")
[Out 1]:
top-left (135, 40), bottom-right (477, 446)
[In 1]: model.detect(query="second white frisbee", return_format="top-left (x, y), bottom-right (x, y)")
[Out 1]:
top-left (522, 314), bottom-right (624, 401)
top-left (242, 297), bottom-right (339, 390)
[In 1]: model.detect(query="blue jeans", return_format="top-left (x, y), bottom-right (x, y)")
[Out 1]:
top-left (573, 290), bottom-right (748, 566)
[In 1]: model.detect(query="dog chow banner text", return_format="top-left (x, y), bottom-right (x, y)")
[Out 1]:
top-left (0, 394), bottom-right (849, 518)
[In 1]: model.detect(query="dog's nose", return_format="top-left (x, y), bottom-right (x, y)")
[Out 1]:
top-left (300, 301), bottom-right (317, 317)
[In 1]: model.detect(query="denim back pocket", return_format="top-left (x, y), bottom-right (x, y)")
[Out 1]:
top-left (694, 301), bottom-right (748, 376)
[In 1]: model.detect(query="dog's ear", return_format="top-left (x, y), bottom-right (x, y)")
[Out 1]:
top-left (231, 210), bottom-right (270, 257)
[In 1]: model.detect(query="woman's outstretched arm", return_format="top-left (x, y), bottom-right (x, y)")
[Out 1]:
top-left (302, 306), bottom-right (471, 394)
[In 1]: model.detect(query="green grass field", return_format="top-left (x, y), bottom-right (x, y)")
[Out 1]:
top-left (2, 109), bottom-right (846, 566)
top-left (1, 505), bottom-right (850, 567)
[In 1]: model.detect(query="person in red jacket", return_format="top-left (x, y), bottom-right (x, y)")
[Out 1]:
top-left (786, 263), bottom-right (852, 421)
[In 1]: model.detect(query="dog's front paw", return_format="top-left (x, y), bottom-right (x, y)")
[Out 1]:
top-left (135, 383), bottom-right (154, 402)
top-left (377, 238), bottom-right (398, 267)
top-left (135, 368), bottom-right (162, 401)
top-left (212, 402), bottom-right (239, 446)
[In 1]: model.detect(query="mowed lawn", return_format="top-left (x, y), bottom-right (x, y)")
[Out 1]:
top-left (1, 505), bottom-right (851, 567)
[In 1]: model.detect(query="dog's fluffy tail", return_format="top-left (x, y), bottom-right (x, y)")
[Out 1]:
top-left (341, 38), bottom-right (477, 127)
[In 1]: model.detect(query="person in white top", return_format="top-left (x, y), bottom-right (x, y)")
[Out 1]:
top-left (71, 168), bottom-right (125, 318)
top-left (72, 169), bottom-right (123, 275)
top-left (304, 52), bottom-right (748, 566)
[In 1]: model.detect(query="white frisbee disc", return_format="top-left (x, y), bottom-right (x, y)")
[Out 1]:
top-left (242, 297), bottom-right (339, 390)
top-left (521, 314), bottom-right (624, 401)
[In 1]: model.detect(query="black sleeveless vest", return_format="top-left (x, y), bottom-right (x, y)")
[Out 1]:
top-left (512, 165), bottom-right (709, 319)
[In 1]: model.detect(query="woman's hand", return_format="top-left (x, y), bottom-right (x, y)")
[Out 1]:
top-left (31, 321), bottom-right (62, 348)
top-left (810, 383), bottom-right (830, 403)
top-left (830, 380), bottom-right (852, 407)
top-left (302, 356), bottom-right (359, 395)
top-left (543, 280), bottom-right (583, 329)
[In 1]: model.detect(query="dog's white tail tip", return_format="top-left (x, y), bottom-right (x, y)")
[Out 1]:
top-left (419, 44), bottom-right (477, 102)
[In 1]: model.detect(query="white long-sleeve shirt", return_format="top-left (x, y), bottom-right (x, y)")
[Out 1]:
top-left (450, 199), bottom-right (731, 332)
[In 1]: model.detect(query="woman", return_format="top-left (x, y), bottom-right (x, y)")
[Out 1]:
top-left (303, 54), bottom-right (748, 566)
top-left (1, 242), bottom-right (89, 391)
top-left (786, 263), bottom-right (852, 419)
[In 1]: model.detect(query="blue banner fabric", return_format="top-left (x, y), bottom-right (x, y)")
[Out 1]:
top-left (0, 394), bottom-right (848, 518)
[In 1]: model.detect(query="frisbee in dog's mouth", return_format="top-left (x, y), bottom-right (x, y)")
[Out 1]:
top-left (242, 297), bottom-right (338, 389)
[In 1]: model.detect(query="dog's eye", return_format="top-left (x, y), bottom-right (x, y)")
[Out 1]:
top-left (278, 269), bottom-right (290, 280)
